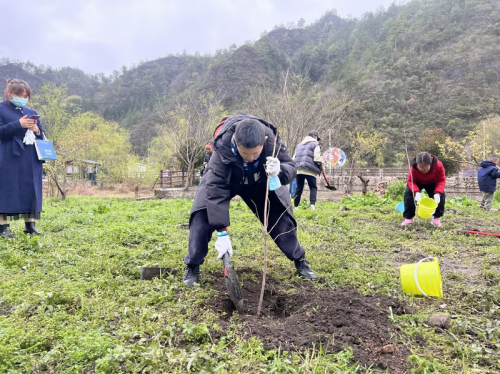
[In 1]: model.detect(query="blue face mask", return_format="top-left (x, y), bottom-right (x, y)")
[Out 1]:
top-left (10, 97), bottom-right (28, 107)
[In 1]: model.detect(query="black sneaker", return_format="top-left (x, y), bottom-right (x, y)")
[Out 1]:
top-left (294, 256), bottom-right (318, 279)
top-left (0, 224), bottom-right (14, 239)
top-left (183, 265), bottom-right (201, 286)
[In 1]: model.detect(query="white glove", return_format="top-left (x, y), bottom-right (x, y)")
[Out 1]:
top-left (434, 193), bottom-right (441, 204)
top-left (266, 157), bottom-right (280, 177)
top-left (214, 234), bottom-right (233, 259)
top-left (415, 192), bottom-right (422, 202)
top-left (23, 129), bottom-right (36, 145)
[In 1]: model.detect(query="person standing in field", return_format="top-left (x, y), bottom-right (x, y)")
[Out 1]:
top-left (200, 141), bottom-right (214, 177)
top-left (293, 131), bottom-right (323, 210)
top-left (478, 154), bottom-right (500, 212)
top-left (0, 79), bottom-right (44, 238)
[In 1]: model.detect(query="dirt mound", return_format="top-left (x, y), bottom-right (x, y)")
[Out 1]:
top-left (206, 269), bottom-right (411, 373)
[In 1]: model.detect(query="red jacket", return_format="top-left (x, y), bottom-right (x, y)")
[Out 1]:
top-left (407, 156), bottom-right (446, 194)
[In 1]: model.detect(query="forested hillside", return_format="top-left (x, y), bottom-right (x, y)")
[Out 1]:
top-left (1, 0), bottom-right (499, 165)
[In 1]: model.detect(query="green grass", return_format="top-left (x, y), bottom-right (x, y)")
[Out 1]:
top-left (0, 194), bottom-right (499, 373)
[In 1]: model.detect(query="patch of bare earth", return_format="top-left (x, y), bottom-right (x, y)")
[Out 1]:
top-left (205, 269), bottom-right (412, 373)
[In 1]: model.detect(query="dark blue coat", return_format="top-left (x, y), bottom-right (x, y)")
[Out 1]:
top-left (478, 160), bottom-right (500, 192)
top-left (0, 100), bottom-right (44, 217)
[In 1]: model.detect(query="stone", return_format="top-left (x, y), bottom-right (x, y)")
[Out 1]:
top-left (427, 313), bottom-right (451, 329)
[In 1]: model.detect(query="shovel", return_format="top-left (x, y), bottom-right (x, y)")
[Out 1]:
top-left (453, 229), bottom-right (500, 238)
top-left (222, 252), bottom-right (245, 312)
top-left (321, 171), bottom-right (337, 191)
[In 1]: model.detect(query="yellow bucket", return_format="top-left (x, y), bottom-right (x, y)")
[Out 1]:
top-left (418, 197), bottom-right (438, 219)
top-left (400, 257), bottom-right (442, 297)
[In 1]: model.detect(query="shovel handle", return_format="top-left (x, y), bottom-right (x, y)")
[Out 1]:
top-left (321, 170), bottom-right (329, 185)
top-left (222, 252), bottom-right (231, 270)
top-left (455, 229), bottom-right (500, 238)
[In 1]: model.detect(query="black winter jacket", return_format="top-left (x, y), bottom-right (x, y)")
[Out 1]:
top-left (190, 114), bottom-right (296, 229)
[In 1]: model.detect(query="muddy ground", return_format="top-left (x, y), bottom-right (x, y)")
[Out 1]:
top-left (206, 269), bottom-right (413, 373)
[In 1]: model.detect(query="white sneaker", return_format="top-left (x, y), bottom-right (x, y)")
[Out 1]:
top-left (294, 206), bottom-right (298, 210)
top-left (310, 205), bottom-right (316, 210)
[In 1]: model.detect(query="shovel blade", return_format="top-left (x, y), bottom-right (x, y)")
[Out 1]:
top-left (225, 265), bottom-right (245, 312)
top-left (325, 185), bottom-right (337, 191)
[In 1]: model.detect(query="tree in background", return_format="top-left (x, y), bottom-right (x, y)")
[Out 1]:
top-left (31, 84), bottom-right (131, 199)
top-left (79, 114), bottom-right (131, 183)
top-left (473, 116), bottom-right (500, 158)
top-left (346, 131), bottom-right (387, 194)
top-left (437, 116), bottom-right (500, 167)
top-left (415, 128), bottom-right (459, 176)
top-left (243, 69), bottom-right (351, 156)
top-left (154, 92), bottom-right (225, 190)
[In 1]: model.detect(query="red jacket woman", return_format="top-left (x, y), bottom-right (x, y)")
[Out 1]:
top-left (402, 152), bottom-right (446, 227)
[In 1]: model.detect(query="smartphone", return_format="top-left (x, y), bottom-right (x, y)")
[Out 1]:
top-left (28, 115), bottom-right (40, 120)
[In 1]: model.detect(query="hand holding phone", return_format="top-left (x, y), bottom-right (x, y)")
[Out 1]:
top-left (28, 115), bottom-right (40, 120)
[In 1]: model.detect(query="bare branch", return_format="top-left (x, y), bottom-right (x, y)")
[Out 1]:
top-left (273, 227), bottom-right (297, 241)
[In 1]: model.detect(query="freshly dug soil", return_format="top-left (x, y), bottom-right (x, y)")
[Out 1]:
top-left (206, 269), bottom-right (411, 373)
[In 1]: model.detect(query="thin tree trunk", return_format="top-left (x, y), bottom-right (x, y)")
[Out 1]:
top-left (358, 172), bottom-right (370, 194)
top-left (47, 162), bottom-right (67, 200)
top-left (183, 163), bottom-right (194, 191)
top-left (51, 172), bottom-right (66, 200)
top-left (257, 135), bottom-right (279, 317)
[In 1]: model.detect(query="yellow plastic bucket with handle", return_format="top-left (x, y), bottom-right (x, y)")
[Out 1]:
top-left (400, 257), bottom-right (442, 297)
top-left (418, 197), bottom-right (438, 219)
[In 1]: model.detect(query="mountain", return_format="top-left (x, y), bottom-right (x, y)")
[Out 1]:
top-left (1, 0), bottom-right (499, 163)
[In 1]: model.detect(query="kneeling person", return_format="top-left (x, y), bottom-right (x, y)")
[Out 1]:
top-left (183, 114), bottom-right (318, 286)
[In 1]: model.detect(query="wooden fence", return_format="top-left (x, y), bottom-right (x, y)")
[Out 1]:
top-left (322, 167), bottom-right (488, 196)
top-left (155, 167), bottom-right (493, 197)
top-left (159, 170), bottom-right (188, 188)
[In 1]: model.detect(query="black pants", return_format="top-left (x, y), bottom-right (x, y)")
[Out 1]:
top-left (404, 184), bottom-right (446, 219)
top-left (184, 185), bottom-right (305, 266)
top-left (294, 174), bottom-right (318, 207)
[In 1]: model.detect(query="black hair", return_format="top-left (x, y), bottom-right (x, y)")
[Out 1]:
top-left (205, 141), bottom-right (214, 146)
top-left (415, 152), bottom-right (432, 165)
top-left (234, 119), bottom-right (266, 148)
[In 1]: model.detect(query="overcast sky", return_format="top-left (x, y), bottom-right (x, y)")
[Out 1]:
top-left (1, 0), bottom-right (395, 75)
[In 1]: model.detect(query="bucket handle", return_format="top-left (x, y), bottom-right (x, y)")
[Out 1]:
top-left (414, 257), bottom-right (436, 297)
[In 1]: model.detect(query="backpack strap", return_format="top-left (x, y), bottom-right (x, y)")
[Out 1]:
top-left (213, 116), bottom-right (229, 139)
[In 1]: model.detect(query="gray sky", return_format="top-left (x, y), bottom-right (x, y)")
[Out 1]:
top-left (1, 0), bottom-right (395, 75)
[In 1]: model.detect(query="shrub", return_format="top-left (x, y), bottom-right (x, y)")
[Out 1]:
top-left (342, 192), bottom-right (388, 207)
top-left (448, 195), bottom-right (478, 207)
top-left (384, 180), bottom-right (406, 201)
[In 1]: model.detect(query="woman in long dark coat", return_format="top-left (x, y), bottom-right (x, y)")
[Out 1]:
top-left (0, 79), bottom-right (44, 238)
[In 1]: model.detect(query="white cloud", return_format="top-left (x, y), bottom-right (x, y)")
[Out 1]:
top-left (2, 0), bottom-right (395, 74)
